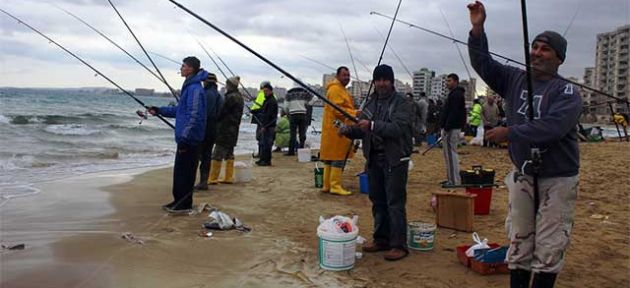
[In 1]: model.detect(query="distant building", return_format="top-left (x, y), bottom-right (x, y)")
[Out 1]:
top-left (460, 78), bottom-right (477, 101)
top-left (134, 88), bottom-right (154, 96)
top-left (582, 67), bottom-right (596, 114)
top-left (350, 80), bottom-right (370, 104)
top-left (394, 79), bottom-right (412, 95)
top-left (594, 25), bottom-right (630, 120)
top-left (430, 74), bottom-right (447, 100)
top-left (322, 73), bottom-right (336, 87)
top-left (413, 68), bottom-right (435, 97)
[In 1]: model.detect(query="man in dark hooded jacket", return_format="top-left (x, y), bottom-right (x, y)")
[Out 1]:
top-left (440, 73), bottom-right (466, 186)
top-left (194, 73), bottom-right (224, 190)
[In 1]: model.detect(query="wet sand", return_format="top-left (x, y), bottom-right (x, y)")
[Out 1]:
top-left (1, 141), bottom-right (628, 287)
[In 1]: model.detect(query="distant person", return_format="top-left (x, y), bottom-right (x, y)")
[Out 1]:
top-left (404, 93), bottom-right (418, 149)
top-left (339, 64), bottom-right (413, 261)
top-left (274, 110), bottom-right (290, 152)
top-left (416, 92), bottom-right (429, 146)
top-left (439, 73), bottom-right (466, 186)
top-left (194, 73), bottom-right (224, 191)
top-left (469, 1), bottom-right (582, 287)
top-left (148, 56), bottom-right (208, 213)
top-left (284, 86), bottom-right (314, 155)
top-left (319, 66), bottom-right (357, 195)
top-left (208, 76), bottom-right (244, 184)
top-left (255, 82), bottom-right (278, 166)
top-left (467, 98), bottom-right (482, 137)
top-left (426, 98), bottom-right (440, 137)
top-left (251, 81), bottom-right (276, 158)
top-left (481, 94), bottom-right (500, 147)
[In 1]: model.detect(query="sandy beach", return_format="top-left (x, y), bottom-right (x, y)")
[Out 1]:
top-left (1, 141), bottom-right (628, 287)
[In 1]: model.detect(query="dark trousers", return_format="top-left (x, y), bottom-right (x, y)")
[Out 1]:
top-left (171, 143), bottom-right (200, 209)
top-left (289, 113), bottom-right (308, 154)
top-left (198, 125), bottom-right (217, 178)
top-left (258, 127), bottom-right (275, 163)
top-left (367, 153), bottom-right (409, 249)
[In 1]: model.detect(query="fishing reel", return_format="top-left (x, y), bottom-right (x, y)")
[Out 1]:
top-left (136, 109), bottom-right (148, 125)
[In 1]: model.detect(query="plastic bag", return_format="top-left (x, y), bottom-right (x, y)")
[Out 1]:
top-left (318, 215), bottom-right (358, 234)
top-left (465, 232), bottom-right (490, 257)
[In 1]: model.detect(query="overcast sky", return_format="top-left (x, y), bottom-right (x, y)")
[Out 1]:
top-left (1, 0), bottom-right (628, 93)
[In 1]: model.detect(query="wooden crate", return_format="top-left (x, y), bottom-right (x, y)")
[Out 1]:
top-left (433, 192), bottom-right (475, 232)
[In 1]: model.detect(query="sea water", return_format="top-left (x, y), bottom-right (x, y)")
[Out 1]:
top-left (0, 88), bottom-right (322, 207)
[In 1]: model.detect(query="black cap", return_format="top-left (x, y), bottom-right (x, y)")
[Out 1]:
top-left (372, 64), bottom-right (394, 82)
top-left (533, 31), bottom-right (567, 62)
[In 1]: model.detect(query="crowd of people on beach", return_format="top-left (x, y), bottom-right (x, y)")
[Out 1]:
top-left (146, 1), bottom-right (583, 287)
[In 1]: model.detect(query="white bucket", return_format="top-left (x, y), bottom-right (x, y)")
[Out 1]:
top-left (297, 148), bottom-right (311, 163)
top-left (317, 227), bottom-right (358, 271)
top-left (233, 161), bottom-right (252, 183)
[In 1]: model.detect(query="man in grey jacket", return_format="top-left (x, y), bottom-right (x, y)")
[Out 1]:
top-left (340, 64), bottom-right (413, 261)
top-left (283, 86), bottom-right (314, 155)
top-left (468, 2), bottom-right (582, 287)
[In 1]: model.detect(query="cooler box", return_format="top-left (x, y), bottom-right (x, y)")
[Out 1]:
top-left (466, 187), bottom-right (493, 215)
top-left (460, 165), bottom-right (495, 186)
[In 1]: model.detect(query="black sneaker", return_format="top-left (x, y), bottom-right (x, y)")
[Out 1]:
top-left (165, 206), bottom-right (193, 214)
top-left (255, 161), bottom-right (271, 166)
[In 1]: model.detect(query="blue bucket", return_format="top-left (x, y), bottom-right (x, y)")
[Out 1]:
top-left (427, 134), bottom-right (438, 145)
top-left (358, 173), bottom-right (369, 194)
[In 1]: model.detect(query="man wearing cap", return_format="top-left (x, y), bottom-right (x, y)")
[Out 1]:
top-left (255, 82), bottom-right (278, 166)
top-left (251, 81), bottom-right (275, 158)
top-left (468, 2), bottom-right (582, 287)
top-left (194, 72), bottom-right (224, 190)
top-left (148, 56), bottom-right (208, 213)
top-left (339, 64), bottom-right (413, 261)
top-left (207, 76), bottom-right (244, 184)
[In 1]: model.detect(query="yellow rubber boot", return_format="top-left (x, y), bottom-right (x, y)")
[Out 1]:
top-left (320, 164), bottom-right (331, 193)
top-left (220, 159), bottom-right (235, 184)
top-left (207, 160), bottom-right (222, 185)
top-left (329, 167), bottom-right (352, 196)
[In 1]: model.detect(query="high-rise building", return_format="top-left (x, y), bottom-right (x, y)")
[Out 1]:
top-left (594, 25), bottom-right (630, 118)
top-left (430, 74), bottom-right (447, 100)
top-left (583, 67), bottom-right (596, 114)
top-left (412, 68), bottom-right (435, 97)
top-left (460, 78), bottom-right (477, 101)
top-left (350, 80), bottom-right (370, 104)
top-left (394, 79), bottom-right (412, 95)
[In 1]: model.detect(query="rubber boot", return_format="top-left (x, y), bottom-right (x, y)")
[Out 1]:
top-left (207, 160), bottom-right (222, 185)
top-left (194, 169), bottom-right (209, 190)
top-left (329, 167), bottom-right (351, 196)
top-left (220, 159), bottom-right (235, 184)
top-left (320, 164), bottom-right (331, 193)
top-left (531, 272), bottom-right (557, 288)
top-left (510, 269), bottom-right (532, 288)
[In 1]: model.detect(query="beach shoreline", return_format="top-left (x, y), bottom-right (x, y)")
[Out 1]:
top-left (1, 142), bottom-right (629, 287)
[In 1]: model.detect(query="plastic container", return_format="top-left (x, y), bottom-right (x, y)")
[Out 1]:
top-left (358, 172), bottom-right (369, 194)
top-left (460, 165), bottom-right (495, 185)
top-left (407, 222), bottom-right (436, 251)
top-left (314, 164), bottom-right (324, 188)
top-left (456, 243), bottom-right (501, 267)
top-left (317, 226), bottom-right (359, 271)
top-left (233, 161), bottom-right (252, 183)
top-left (466, 187), bottom-right (493, 215)
top-left (298, 148), bottom-right (311, 162)
top-left (427, 134), bottom-right (438, 145)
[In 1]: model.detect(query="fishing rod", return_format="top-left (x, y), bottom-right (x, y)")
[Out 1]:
top-left (339, 22), bottom-right (363, 97)
top-left (300, 54), bottom-right (364, 82)
top-left (51, 4), bottom-right (174, 92)
top-left (519, 0), bottom-right (541, 216)
top-left (149, 51), bottom-right (181, 66)
top-left (609, 102), bottom-right (626, 141)
top-left (168, 0), bottom-right (358, 123)
top-left (194, 38), bottom-right (262, 125)
top-left (0, 9), bottom-right (175, 129)
top-left (372, 24), bottom-right (414, 80)
top-left (370, 11), bottom-right (630, 105)
top-left (205, 45), bottom-right (255, 101)
top-left (107, 0), bottom-right (179, 102)
top-left (359, 0), bottom-right (403, 113)
top-left (439, 8), bottom-right (476, 98)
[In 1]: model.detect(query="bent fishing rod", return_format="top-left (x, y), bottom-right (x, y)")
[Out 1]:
top-left (107, 0), bottom-right (179, 102)
top-left (371, 11), bottom-right (630, 105)
top-left (202, 43), bottom-right (255, 101)
top-left (149, 51), bottom-right (181, 66)
top-left (167, 0), bottom-right (358, 123)
top-left (359, 0), bottom-right (403, 113)
top-left (372, 24), bottom-right (414, 80)
top-left (51, 4), bottom-right (175, 96)
top-left (194, 39), bottom-right (263, 124)
top-left (0, 9), bottom-right (175, 130)
top-left (439, 8), bottom-right (476, 98)
top-left (300, 55), bottom-right (364, 82)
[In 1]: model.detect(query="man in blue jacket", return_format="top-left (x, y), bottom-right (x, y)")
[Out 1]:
top-left (468, 2), bottom-right (582, 287)
top-left (149, 56), bottom-right (208, 213)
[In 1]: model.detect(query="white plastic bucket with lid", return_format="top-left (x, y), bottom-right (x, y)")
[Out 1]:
top-left (233, 160), bottom-right (252, 183)
top-left (317, 226), bottom-right (359, 271)
top-left (297, 148), bottom-right (311, 162)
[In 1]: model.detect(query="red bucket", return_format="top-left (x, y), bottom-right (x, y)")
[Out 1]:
top-left (466, 187), bottom-right (492, 215)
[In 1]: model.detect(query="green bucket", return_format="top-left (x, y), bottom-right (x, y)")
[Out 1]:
top-left (314, 165), bottom-right (323, 188)
top-left (407, 221), bottom-right (436, 251)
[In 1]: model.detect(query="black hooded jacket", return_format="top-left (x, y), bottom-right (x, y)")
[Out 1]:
top-left (440, 86), bottom-right (466, 130)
